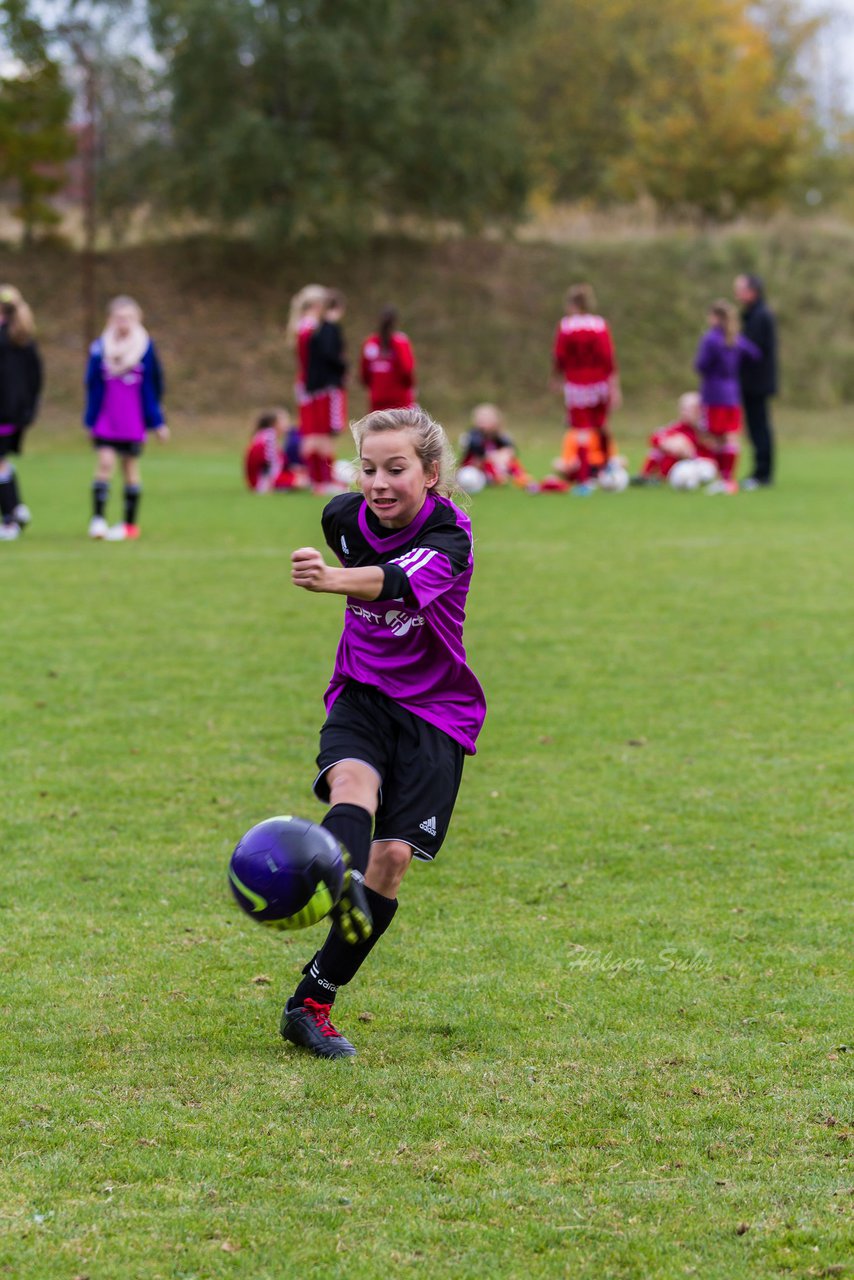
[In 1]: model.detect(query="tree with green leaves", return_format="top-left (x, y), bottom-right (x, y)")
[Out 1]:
top-left (146, 0), bottom-right (528, 241)
top-left (0, 0), bottom-right (74, 242)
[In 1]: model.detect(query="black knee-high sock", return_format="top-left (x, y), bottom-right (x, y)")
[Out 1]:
top-left (289, 802), bottom-right (376, 1007)
top-left (322, 803), bottom-right (373, 875)
top-left (0, 470), bottom-right (16, 521)
top-left (291, 886), bottom-right (398, 1007)
top-left (124, 484), bottom-right (141, 525)
top-left (92, 480), bottom-right (109, 518)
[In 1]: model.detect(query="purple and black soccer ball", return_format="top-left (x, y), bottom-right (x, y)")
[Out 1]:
top-left (228, 815), bottom-right (345, 931)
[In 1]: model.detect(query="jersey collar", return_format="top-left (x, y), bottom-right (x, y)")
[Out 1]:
top-left (357, 493), bottom-right (436, 553)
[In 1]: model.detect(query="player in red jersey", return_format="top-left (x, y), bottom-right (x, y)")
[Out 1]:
top-left (360, 307), bottom-right (416, 411)
top-left (553, 283), bottom-right (621, 493)
top-left (244, 407), bottom-right (308, 492)
top-left (634, 392), bottom-right (706, 483)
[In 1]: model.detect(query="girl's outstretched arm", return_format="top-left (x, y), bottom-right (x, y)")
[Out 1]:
top-left (292, 547), bottom-right (406, 601)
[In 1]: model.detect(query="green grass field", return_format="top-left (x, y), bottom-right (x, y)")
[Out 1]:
top-left (1, 437), bottom-right (851, 1280)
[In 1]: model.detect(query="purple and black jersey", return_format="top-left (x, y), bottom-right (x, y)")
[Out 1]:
top-left (321, 492), bottom-right (486, 755)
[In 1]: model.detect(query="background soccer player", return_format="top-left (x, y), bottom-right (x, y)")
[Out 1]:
top-left (694, 301), bottom-right (759, 494)
top-left (458, 403), bottom-right (531, 487)
top-left (360, 306), bottom-right (417, 412)
top-left (0, 285), bottom-right (42, 542)
top-left (244, 407), bottom-right (307, 492)
top-left (552, 282), bottom-right (621, 493)
top-left (303, 289), bottom-right (348, 492)
top-left (84, 296), bottom-right (169, 541)
top-left (634, 392), bottom-right (706, 483)
top-left (282, 406), bottom-right (486, 1059)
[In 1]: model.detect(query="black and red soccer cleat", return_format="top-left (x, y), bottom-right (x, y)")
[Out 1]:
top-left (280, 997), bottom-right (357, 1059)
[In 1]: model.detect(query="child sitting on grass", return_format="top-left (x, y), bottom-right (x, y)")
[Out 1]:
top-left (458, 403), bottom-right (531, 487)
top-left (633, 392), bottom-right (713, 484)
top-left (552, 421), bottom-right (616, 487)
top-left (244, 407), bottom-right (308, 492)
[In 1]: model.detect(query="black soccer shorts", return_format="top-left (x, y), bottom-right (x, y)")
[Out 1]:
top-left (314, 680), bottom-right (465, 861)
top-left (91, 436), bottom-right (144, 457)
top-left (0, 429), bottom-right (24, 458)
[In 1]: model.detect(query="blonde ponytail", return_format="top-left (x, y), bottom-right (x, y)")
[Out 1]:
top-left (286, 284), bottom-right (327, 339)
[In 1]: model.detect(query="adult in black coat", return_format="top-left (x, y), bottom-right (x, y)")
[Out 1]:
top-left (0, 284), bottom-right (43, 539)
top-left (734, 274), bottom-right (777, 488)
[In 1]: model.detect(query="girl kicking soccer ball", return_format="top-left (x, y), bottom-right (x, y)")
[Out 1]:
top-left (84, 296), bottom-right (168, 540)
top-left (283, 406), bottom-right (486, 1059)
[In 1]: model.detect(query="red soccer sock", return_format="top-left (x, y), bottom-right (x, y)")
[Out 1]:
top-left (717, 444), bottom-right (739, 481)
top-left (576, 445), bottom-right (590, 483)
top-left (306, 451), bottom-right (325, 486)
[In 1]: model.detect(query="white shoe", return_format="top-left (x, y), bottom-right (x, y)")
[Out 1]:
top-left (12, 503), bottom-right (30, 527)
top-left (89, 516), bottom-right (109, 539)
top-left (0, 521), bottom-right (20, 541)
top-left (105, 523), bottom-right (127, 541)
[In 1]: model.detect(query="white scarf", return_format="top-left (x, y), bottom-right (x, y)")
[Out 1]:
top-left (102, 322), bottom-right (150, 378)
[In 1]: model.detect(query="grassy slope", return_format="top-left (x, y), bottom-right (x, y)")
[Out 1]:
top-left (5, 222), bottom-right (854, 442)
top-left (1, 439), bottom-right (851, 1279)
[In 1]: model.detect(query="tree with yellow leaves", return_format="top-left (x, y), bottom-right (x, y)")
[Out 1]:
top-left (513, 0), bottom-right (817, 219)
top-left (616, 0), bottom-right (808, 217)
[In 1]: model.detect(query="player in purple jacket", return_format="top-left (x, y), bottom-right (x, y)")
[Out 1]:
top-left (694, 301), bottom-right (759, 493)
top-left (282, 405), bottom-right (486, 1058)
top-left (84, 296), bottom-right (169, 541)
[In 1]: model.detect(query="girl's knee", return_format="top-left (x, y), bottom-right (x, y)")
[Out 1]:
top-left (366, 840), bottom-right (412, 895)
top-left (326, 761), bottom-right (380, 813)
top-left (96, 450), bottom-right (115, 480)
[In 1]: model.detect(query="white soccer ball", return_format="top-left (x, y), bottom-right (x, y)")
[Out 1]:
top-left (597, 463), bottom-right (630, 492)
top-left (332, 459), bottom-right (356, 486)
top-left (693, 457), bottom-right (718, 485)
top-left (457, 465), bottom-right (487, 495)
top-left (669, 459), bottom-right (702, 491)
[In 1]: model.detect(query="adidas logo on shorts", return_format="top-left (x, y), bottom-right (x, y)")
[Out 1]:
top-left (419, 816), bottom-right (437, 837)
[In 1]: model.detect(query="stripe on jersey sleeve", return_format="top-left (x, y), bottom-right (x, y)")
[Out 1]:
top-left (390, 547), bottom-right (458, 608)
top-left (392, 547), bottom-right (438, 577)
